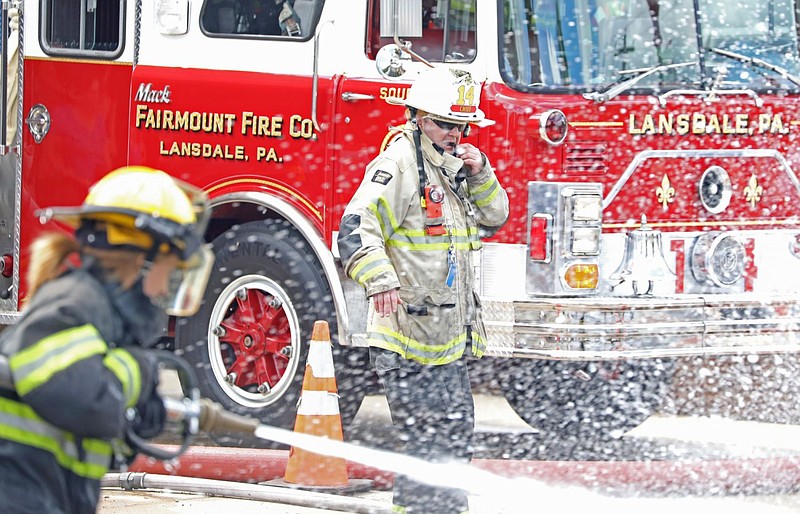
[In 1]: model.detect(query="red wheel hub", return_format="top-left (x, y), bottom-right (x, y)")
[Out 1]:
top-left (216, 288), bottom-right (292, 390)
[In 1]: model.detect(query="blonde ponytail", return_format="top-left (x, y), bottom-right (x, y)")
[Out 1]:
top-left (26, 232), bottom-right (79, 299)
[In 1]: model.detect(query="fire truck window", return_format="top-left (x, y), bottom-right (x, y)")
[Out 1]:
top-left (501, 0), bottom-right (800, 91)
top-left (41, 0), bottom-right (124, 58)
top-left (201, 0), bottom-right (323, 38)
top-left (368, 0), bottom-right (477, 64)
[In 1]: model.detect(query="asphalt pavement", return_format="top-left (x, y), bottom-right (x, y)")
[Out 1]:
top-left (96, 368), bottom-right (800, 513)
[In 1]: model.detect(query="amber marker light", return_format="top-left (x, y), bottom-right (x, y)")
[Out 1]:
top-left (564, 263), bottom-right (599, 289)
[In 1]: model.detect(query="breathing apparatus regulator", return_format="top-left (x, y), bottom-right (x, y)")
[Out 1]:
top-left (38, 166), bottom-right (214, 317)
top-left (385, 67), bottom-right (495, 236)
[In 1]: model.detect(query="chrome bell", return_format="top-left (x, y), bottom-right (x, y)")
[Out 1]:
top-left (610, 216), bottom-right (675, 295)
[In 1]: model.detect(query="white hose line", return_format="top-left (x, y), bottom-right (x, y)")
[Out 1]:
top-left (101, 472), bottom-right (390, 514)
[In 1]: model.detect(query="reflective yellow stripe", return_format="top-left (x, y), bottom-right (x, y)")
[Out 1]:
top-left (472, 331), bottom-right (486, 357)
top-left (368, 326), bottom-right (467, 365)
top-left (351, 253), bottom-right (394, 285)
top-left (0, 397), bottom-right (111, 479)
top-left (387, 225), bottom-right (480, 251)
top-left (367, 196), bottom-right (402, 238)
top-left (469, 176), bottom-right (501, 208)
top-left (10, 325), bottom-right (106, 396)
top-left (103, 349), bottom-right (142, 409)
top-left (358, 264), bottom-right (395, 285)
top-left (387, 239), bottom-right (454, 251)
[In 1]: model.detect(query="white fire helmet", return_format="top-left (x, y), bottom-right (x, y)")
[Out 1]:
top-left (385, 67), bottom-right (495, 127)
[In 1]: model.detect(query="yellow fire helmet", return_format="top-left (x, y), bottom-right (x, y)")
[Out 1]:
top-left (38, 166), bottom-right (214, 317)
top-left (385, 66), bottom-right (495, 127)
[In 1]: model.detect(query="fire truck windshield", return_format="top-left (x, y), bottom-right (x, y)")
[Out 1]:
top-left (500, 0), bottom-right (800, 93)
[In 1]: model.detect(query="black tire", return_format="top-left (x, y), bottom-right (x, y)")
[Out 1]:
top-left (174, 219), bottom-right (366, 447)
top-left (500, 359), bottom-right (673, 440)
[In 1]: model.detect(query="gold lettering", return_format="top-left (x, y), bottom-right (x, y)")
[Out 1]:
top-left (676, 114), bottom-right (690, 135)
top-left (692, 113), bottom-right (706, 134)
top-left (289, 115), bottom-right (314, 138)
top-left (136, 105), bottom-right (148, 128)
top-left (242, 111), bottom-right (284, 136)
top-left (628, 114), bottom-right (642, 135)
top-left (160, 140), bottom-right (246, 160)
top-left (256, 146), bottom-right (280, 162)
top-left (757, 114), bottom-right (771, 133)
top-left (771, 114), bottom-right (788, 134)
top-left (137, 108), bottom-right (234, 134)
top-left (145, 109), bottom-right (158, 129)
top-left (658, 114), bottom-right (672, 134)
top-left (623, 112), bottom-right (771, 137)
top-left (640, 114), bottom-right (655, 134)
top-left (735, 114), bottom-right (748, 134)
top-left (163, 110), bottom-right (174, 130)
top-left (707, 114), bottom-right (721, 134)
top-left (379, 86), bottom-right (408, 100)
top-left (175, 111), bottom-right (190, 131)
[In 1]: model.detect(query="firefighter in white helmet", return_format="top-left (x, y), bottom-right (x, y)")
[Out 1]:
top-left (338, 67), bottom-right (509, 514)
top-left (0, 166), bottom-right (213, 514)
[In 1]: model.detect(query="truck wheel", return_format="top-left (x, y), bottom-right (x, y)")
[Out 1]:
top-left (174, 219), bottom-right (365, 447)
top-left (500, 359), bottom-right (673, 439)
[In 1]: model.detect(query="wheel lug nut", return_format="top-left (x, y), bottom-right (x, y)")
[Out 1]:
top-left (269, 297), bottom-right (282, 308)
top-left (212, 326), bottom-right (227, 337)
top-left (225, 373), bottom-right (237, 384)
top-left (280, 346), bottom-right (293, 357)
top-left (257, 383), bottom-right (271, 394)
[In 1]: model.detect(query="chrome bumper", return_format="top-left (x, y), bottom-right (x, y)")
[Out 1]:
top-left (482, 295), bottom-right (800, 361)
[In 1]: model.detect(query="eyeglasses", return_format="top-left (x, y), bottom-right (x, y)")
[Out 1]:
top-left (425, 117), bottom-right (467, 133)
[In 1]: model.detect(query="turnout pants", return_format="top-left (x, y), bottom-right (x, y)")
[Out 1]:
top-left (370, 348), bottom-right (475, 514)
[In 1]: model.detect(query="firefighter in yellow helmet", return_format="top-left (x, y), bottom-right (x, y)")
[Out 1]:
top-left (0, 166), bottom-right (213, 514)
top-left (338, 67), bottom-right (509, 514)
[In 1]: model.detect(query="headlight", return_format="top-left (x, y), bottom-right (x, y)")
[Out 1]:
top-left (571, 227), bottom-right (601, 255)
top-left (571, 195), bottom-right (602, 221)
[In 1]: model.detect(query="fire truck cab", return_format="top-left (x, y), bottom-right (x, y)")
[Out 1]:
top-left (2, 0), bottom-right (800, 444)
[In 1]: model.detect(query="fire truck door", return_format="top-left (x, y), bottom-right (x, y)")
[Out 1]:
top-left (13, 0), bottom-right (135, 304)
top-left (0, 5), bottom-right (20, 317)
top-left (332, 75), bottom-right (407, 218)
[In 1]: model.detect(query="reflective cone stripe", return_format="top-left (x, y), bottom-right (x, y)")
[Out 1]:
top-left (284, 320), bottom-right (349, 487)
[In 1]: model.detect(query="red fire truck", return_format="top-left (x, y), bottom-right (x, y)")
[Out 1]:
top-left (1, 0), bottom-right (799, 444)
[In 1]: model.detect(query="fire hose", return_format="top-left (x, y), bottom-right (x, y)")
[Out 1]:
top-left (0, 350), bottom-right (262, 459)
top-left (0, 352), bottom-right (395, 513)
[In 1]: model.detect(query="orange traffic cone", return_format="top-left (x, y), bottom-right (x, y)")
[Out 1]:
top-left (276, 320), bottom-right (371, 492)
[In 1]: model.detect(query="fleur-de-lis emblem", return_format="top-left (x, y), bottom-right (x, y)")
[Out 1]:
top-left (743, 173), bottom-right (763, 208)
top-left (656, 174), bottom-right (675, 209)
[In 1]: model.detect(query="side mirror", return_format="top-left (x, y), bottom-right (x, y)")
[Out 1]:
top-left (376, 44), bottom-right (411, 80)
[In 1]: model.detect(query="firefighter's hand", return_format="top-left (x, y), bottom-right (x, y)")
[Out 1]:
top-left (371, 289), bottom-right (401, 318)
top-left (128, 389), bottom-right (167, 440)
top-left (456, 144), bottom-right (486, 176)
